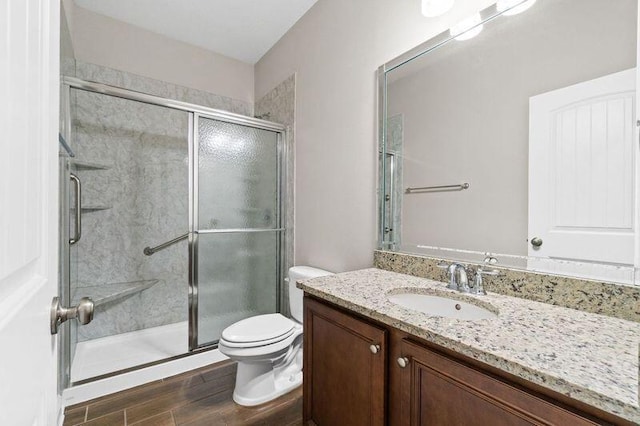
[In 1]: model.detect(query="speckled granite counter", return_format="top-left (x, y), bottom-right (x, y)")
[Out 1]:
top-left (374, 250), bottom-right (640, 323)
top-left (297, 268), bottom-right (640, 423)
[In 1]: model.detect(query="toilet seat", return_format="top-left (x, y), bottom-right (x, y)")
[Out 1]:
top-left (219, 325), bottom-right (302, 360)
top-left (221, 313), bottom-right (296, 348)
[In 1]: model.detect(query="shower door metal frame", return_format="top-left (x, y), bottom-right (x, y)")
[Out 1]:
top-left (189, 112), bottom-right (287, 350)
top-left (60, 76), bottom-right (288, 383)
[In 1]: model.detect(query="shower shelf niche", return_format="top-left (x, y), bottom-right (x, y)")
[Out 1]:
top-left (72, 279), bottom-right (159, 307)
top-left (71, 160), bottom-right (112, 171)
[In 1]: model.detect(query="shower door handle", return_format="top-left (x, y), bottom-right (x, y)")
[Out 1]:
top-left (50, 296), bottom-right (94, 335)
top-left (69, 173), bottom-right (81, 245)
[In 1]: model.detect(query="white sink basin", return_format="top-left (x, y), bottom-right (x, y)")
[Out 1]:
top-left (388, 293), bottom-right (498, 320)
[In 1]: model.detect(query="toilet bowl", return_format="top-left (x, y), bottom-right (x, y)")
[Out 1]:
top-left (218, 266), bottom-right (333, 406)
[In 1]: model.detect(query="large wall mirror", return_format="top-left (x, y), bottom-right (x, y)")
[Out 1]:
top-left (378, 0), bottom-right (639, 284)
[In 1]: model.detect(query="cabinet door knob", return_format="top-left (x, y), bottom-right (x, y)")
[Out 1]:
top-left (369, 344), bottom-right (381, 354)
top-left (397, 357), bottom-right (410, 368)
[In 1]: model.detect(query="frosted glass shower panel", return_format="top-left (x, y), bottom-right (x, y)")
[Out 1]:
top-left (196, 232), bottom-right (279, 346)
top-left (198, 118), bottom-right (279, 230)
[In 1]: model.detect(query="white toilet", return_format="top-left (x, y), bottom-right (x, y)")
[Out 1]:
top-left (218, 265), bottom-right (333, 406)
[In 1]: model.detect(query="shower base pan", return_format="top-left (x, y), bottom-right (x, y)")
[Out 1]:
top-left (64, 321), bottom-right (227, 406)
top-left (71, 321), bottom-right (191, 382)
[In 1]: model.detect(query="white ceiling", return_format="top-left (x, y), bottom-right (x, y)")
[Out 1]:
top-left (74, 0), bottom-right (318, 64)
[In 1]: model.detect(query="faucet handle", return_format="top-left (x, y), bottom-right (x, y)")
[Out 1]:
top-left (470, 267), bottom-right (500, 295)
top-left (436, 262), bottom-right (450, 269)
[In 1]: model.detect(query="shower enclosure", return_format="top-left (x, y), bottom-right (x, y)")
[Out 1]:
top-left (58, 76), bottom-right (287, 388)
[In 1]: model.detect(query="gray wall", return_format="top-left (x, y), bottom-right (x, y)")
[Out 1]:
top-left (387, 0), bottom-right (636, 255)
top-left (254, 0), bottom-right (497, 272)
top-left (64, 1), bottom-right (254, 106)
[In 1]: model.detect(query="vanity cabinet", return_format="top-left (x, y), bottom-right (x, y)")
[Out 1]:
top-left (397, 339), bottom-right (597, 425)
top-left (303, 297), bottom-right (387, 426)
top-left (304, 295), bottom-right (628, 426)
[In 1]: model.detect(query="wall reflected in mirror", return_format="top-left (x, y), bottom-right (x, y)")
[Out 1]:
top-left (379, 0), bottom-right (638, 284)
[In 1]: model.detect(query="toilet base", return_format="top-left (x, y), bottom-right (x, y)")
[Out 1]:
top-left (232, 366), bottom-right (302, 406)
top-left (232, 340), bottom-right (303, 407)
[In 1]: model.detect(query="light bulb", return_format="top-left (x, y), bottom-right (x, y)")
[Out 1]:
top-left (497, 0), bottom-right (537, 16)
top-left (450, 13), bottom-right (483, 41)
top-left (421, 0), bottom-right (455, 17)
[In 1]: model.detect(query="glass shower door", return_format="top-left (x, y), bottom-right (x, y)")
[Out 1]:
top-left (67, 87), bottom-right (190, 383)
top-left (192, 116), bottom-right (283, 348)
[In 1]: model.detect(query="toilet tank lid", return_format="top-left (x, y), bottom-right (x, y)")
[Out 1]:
top-left (289, 266), bottom-right (333, 280)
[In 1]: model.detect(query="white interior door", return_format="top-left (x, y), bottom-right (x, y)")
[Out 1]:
top-left (529, 68), bottom-right (636, 265)
top-left (0, 0), bottom-right (61, 425)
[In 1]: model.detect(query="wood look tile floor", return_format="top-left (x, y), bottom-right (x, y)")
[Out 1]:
top-left (63, 360), bottom-right (303, 426)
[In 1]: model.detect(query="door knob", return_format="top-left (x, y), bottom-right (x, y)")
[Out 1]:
top-left (530, 237), bottom-right (543, 247)
top-left (50, 296), bottom-right (95, 335)
top-left (397, 357), bottom-right (410, 368)
top-left (369, 344), bottom-right (381, 354)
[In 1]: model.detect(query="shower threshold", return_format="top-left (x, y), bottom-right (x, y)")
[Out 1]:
top-left (71, 321), bottom-right (189, 383)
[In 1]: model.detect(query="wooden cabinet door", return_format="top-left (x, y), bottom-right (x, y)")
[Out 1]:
top-left (397, 339), bottom-right (599, 426)
top-left (304, 297), bottom-right (387, 426)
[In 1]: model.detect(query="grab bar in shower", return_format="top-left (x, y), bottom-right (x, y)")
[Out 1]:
top-left (143, 233), bottom-right (188, 256)
top-left (405, 182), bottom-right (470, 194)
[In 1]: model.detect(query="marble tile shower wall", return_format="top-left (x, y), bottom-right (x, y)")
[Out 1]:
top-left (255, 74), bottom-right (296, 317)
top-left (72, 61), bottom-right (253, 341)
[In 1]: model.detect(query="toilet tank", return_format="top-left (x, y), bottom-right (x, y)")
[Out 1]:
top-left (288, 266), bottom-right (333, 323)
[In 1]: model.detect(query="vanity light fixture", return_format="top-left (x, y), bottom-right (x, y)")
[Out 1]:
top-left (451, 13), bottom-right (483, 41)
top-left (496, 0), bottom-right (537, 16)
top-left (421, 0), bottom-right (455, 17)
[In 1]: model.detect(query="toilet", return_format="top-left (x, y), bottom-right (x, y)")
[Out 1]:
top-left (218, 266), bottom-right (333, 406)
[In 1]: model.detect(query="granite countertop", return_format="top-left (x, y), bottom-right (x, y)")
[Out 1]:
top-left (297, 268), bottom-right (640, 423)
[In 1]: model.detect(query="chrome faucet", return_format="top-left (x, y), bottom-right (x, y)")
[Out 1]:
top-left (439, 262), bottom-right (500, 295)
top-left (470, 267), bottom-right (500, 295)
top-left (446, 263), bottom-right (470, 293)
